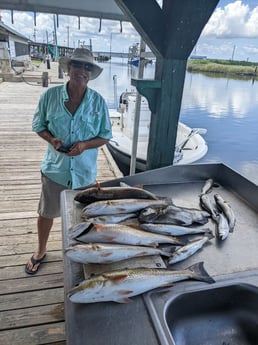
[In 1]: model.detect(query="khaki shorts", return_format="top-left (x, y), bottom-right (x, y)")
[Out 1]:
top-left (38, 173), bottom-right (69, 218)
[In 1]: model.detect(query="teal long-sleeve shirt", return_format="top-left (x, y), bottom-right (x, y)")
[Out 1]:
top-left (32, 82), bottom-right (112, 189)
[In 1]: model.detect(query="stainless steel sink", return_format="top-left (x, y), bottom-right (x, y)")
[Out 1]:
top-left (144, 271), bottom-right (258, 345)
top-left (165, 284), bottom-right (258, 345)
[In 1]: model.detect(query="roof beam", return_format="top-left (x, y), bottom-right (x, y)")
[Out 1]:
top-left (0, 0), bottom-right (129, 22)
top-left (162, 0), bottom-right (220, 59)
top-left (115, 0), bottom-right (219, 59)
top-left (114, 0), bottom-right (165, 58)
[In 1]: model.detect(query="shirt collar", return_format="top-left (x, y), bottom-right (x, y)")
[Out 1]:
top-left (62, 82), bottom-right (90, 102)
top-left (62, 82), bottom-right (70, 102)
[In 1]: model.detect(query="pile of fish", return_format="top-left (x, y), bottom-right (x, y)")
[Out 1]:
top-left (199, 178), bottom-right (236, 240)
top-left (65, 181), bottom-right (236, 303)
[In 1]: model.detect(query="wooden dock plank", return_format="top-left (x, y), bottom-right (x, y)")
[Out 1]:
top-left (0, 288), bottom-right (64, 311)
top-left (0, 62), bottom-right (122, 344)
top-left (0, 261), bottom-right (63, 280)
top-left (0, 323), bottom-right (66, 345)
top-left (1, 304), bottom-right (64, 330)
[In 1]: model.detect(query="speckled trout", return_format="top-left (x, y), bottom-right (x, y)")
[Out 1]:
top-left (168, 233), bottom-right (214, 264)
top-left (82, 198), bottom-right (170, 217)
top-left (200, 178), bottom-right (214, 195)
top-left (68, 261), bottom-right (215, 303)
top-left (140, 223), bottom-right (213, 236)
top-left (214, 193), bottom-right (236, 232)
top-left (138, 204), bottom-right (210, 226)
top-left (70, 222), bottom-right (185, 247)
top-left (200, 193), bottom-right (218, 220)
top-left (215, 212), bottom-right (230, 240)
top-left (81, 213), bottom-right (137, 224)
top-left (65, 243), bottom-right (172, 264)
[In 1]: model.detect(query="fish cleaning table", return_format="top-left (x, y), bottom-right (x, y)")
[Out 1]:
top-left (61, 163), bottom-right (258, 345)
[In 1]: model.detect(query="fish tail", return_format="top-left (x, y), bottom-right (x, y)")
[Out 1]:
top-left (187, 261), bottom-right (215, 284)
top-left (202, 227), bottom-right (213, 234)
top-left (164, 197), bottom-right (174, 205)
top-left (160, 245), bottom-right (178, 257)
top-left (205, 232), bottom-right (215, 240)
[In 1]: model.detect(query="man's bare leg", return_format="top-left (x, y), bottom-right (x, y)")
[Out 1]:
top-left (25, 215), bottom-right (53, 273)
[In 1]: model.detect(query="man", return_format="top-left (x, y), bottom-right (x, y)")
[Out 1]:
top-left (25, 48), bottom-right (112, 274)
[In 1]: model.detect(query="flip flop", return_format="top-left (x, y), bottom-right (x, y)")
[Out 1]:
top-left (25, 254), bottom-right (46, 275)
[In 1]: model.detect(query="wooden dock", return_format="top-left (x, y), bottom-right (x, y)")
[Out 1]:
top-left (0, 69), bottom-right (122, 344)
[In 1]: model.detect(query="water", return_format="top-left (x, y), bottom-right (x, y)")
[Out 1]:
top-left (90, 59), bottom-right (258, 185)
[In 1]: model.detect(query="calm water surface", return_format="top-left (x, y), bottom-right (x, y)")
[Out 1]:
top-left (90, 59), bottom-right (258, 184)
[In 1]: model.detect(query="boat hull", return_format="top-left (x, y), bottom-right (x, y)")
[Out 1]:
top-left (107, 125), bottom-right (208, 176)
top-left (107, 141), bottom-right (146, 175)
top-left (108, 92), bottom-right (208, 176)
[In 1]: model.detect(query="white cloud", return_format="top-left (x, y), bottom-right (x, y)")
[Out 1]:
top-left (203, 1), bottom-right (258, 38)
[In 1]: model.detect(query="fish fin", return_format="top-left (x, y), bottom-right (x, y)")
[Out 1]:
top-left (176, 237), bottom-right (188, 246)
top-left (206, 232), bottom-right (215, 240)
top-left (202, 227), bottom-right (213, 234)
top-left (101, 252), bottom-right (113, 257)
top-left (136, 251), bottom-right (151, 257)
top-left (160, 197), bottom-right (173, 205)
top-left (126, 224), bottom-right (142, 229)
top-left (102, 273), bottom-right (128, 283)
top-left (195, 218), bottom-right (209, 225)
top-left (160, 282), bottom-right (174, 288)
top-left (103, 236), bottom-right (116, 242)
top-left (117, 207), bottom-right (127, 212)
top-left (212, 214), bottom-right (220, 222)
top-left (186, 261), bottom-right (215, 284)
top-left (206, 189), bottom-right (213, 195)
top-left (115, 297), bottom-right (132, 303)
top-left (118, 290), bottom-right (133, 295)
top-left (160, 245), bottom-right (178, 256)
top-left (70, 222), bottom-right (92, 238)
top-left (149, 242), bottom-right (158, 248)
top-left (95, 224), bottom-right (104, 232)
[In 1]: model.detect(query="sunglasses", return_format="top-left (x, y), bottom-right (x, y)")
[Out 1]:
top-left (70, 61), bottom-right (93, 71)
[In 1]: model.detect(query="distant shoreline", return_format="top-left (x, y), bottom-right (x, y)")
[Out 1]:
top-left (187, 59), bottom-right (258, 78)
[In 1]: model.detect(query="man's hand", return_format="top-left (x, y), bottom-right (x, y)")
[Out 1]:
top-left (37, 130), bottom-right (64, 151)
top-left (66, 142), bottom-right (85, 156)
top-left (50, 138), bottom-right (65, 151)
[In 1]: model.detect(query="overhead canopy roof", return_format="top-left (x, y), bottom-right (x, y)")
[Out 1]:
top-left (0, 0), bottom-right (129, 22)
top-left (1, 0), bottom-right (219, 173)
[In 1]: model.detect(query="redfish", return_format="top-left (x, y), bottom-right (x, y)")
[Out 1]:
top-left (68, 262), bottom-right (215, 303)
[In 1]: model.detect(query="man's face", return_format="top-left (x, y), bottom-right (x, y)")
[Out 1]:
top-left (68, 60), bottom-right (93, 86)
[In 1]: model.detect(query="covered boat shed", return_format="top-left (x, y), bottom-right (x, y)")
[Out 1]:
top-left (0, 0), bottom-right (219, 171)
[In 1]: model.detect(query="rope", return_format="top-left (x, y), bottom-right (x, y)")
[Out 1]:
top-left (11, 60), bottom-right (42, 87)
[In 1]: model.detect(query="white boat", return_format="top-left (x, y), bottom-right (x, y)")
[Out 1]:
top-left (107, 92), bottom-right (208, 175)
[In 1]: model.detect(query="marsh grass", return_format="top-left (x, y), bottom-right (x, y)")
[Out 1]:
top-left (187, 59), bottom-right (258, 78)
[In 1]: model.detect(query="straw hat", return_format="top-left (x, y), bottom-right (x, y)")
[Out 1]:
top-left (59, 48), bottom-right (103, 80)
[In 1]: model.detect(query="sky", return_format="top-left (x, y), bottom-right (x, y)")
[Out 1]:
top-left (1, 0), bottom-right (258, 62)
